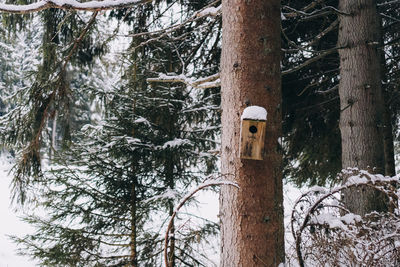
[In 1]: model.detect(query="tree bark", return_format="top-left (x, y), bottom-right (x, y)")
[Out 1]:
top-left (338, 0), bottom-right (388, 215)
top-left (220, 0), bottom-right (285, 266)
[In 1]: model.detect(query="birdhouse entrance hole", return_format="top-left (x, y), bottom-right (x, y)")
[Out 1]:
top-left (249, 125), bottom-right (258, 134)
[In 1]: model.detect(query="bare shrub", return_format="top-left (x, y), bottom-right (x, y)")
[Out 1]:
top-left (291, 169), bottom-right (400, 266)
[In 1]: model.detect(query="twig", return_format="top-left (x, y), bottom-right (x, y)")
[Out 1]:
top-left (163, 179), bottom-right (238, 267)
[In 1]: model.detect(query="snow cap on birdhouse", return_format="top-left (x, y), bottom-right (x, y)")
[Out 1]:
top-left (239, 106), bottom-right (267, 160)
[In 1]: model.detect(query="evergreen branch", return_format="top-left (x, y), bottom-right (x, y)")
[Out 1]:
top-left (308, 19), bottom-right (339, 47)
top-left (78, 230), bottom-right (130, 238)
top-left (297, 75), bottom-right (335, 96)
top-left (12, 83), bottom-right (60, 204)
top-left (282, 5), bottom-right (350, 18)
top-left (282, 47), bottom-right (338, 76)
top-left (184, 19), bottom-right (220, 67)
top-left (127, 0), bottom-right (220, 39)
top-left (175, 242), bottom-right (218, 266)
top-left (175, 253), bottom-right (206, 267)
top-left (80, 235), bottom-right (131, 247)
top-left (129, 1), bottom-right (220, 50)
top-left (62, 11), bottom-right (98, 71)
top-left (380, 13), bottom-right (400, 23)
top-left (377, 0), bottom-right (400, 6)
top-left (51, 165), bottom-right (128, 206)
top-left (282, 19), bottom-right (338, 54)
top-left (315, 84), bottom-right (339, 95)
top-left (80, 248), bottom-right (131, 260)
top-left (45, 199), bottom-right (131, 223)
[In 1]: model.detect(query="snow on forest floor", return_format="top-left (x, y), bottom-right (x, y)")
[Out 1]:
top-left (0, 155), bottom-right (37, 267)
top-left (0, 154), bottom-right (303, 266)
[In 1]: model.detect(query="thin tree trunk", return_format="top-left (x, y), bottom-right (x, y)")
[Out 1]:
top-left (166, 55), bottom-right (176, 267)
top-left (129, 56), bottom-right (138, 267)
top-left (220, 0), bottom-right (285, 266)
top-left (167, 200), bottom-right (175, 267)
top-left (130, 181), bottom-right (137, 267)
top-left (166, 156), bottom-right (175, 267)
top-left (338, 0), bottom-right (388, 215)
top-left (50, 110), bottom-right (57, 158)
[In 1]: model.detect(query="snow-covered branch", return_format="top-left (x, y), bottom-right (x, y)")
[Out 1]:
top-left (282, 5), bottom-right (350, 19)
top-left (195, 5), bottom-right (221, 17)
top-left (291, 169), bottom-right (400, 266)
top-left (282, 47), bottom-right (338, 76)
top-left (0, 0), bottom-right (152, 14)
top-left (377, 0), bottom-right (400, 7)
top-left (128, 2), bottom-right (221, 50)
top-left (147, 73), bottom-right (220, 89)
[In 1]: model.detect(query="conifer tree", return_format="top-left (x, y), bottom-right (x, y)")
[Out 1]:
top-left (280, 0), bottom-right (399, 186)
top-left (0, 10), bottom-right (105, 203)
top-left (12, 6), bottom-right (221, 265)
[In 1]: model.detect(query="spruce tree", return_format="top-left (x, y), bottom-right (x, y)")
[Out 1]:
top-left (0, 10), bottom-right (105, 203)
top-left (11, 5), bottom-right (221, 265)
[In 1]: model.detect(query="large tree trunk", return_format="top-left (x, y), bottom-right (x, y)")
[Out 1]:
top-left (338, 0), bottom-right (388, 215)
top-left (219, 0), bottom-right (284, 266)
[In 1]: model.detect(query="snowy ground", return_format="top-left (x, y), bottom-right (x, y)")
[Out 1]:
top-left (0, 154), bottom-right (303, 266)
top-left (0, 155), bottom-right (37, 267)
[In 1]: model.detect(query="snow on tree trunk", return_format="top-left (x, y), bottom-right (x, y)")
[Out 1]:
top-left (219, 0), bottom-right (284, 266)
top-left (338, 0), bottom-right (388, 215)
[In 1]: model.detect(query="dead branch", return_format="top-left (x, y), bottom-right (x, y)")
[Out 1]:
top-left (163, 179), bottom-right (238, 267)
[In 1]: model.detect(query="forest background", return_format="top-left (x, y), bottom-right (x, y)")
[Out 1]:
top-left (0, 0), bottom-right (399, 266)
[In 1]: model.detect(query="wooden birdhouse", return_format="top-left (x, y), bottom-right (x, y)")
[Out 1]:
top-left (239, 106), bottom-right (267, 160)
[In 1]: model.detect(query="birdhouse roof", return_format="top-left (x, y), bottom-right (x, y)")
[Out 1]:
top-left (241, 106), bottom-right (267, 121)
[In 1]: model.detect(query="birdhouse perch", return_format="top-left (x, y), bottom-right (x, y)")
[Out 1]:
top-left (239, 106), bottom-right (267, 160)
